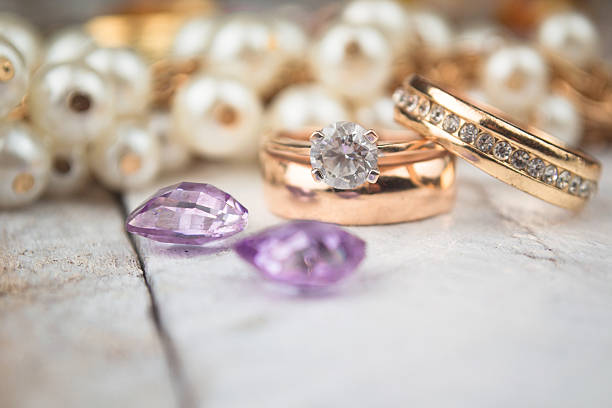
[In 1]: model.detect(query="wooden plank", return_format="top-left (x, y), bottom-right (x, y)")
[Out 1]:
top-left (0, 187), bottom-right (176, 408)
top-left (125, 151), bottom-right (612, 408)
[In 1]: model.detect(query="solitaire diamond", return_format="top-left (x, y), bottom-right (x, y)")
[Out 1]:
top-left (310, 121), bottom-right (379, 190)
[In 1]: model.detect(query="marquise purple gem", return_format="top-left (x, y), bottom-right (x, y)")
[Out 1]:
top-left (234, 221), bottom-right (366, 287)
top-left (126, 182), bottom-right (248, 244)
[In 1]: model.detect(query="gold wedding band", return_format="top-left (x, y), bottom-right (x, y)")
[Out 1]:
top-left (394, 74), bottom-right (601, 210)
top-left (260, 126), bottom-right (456, 225)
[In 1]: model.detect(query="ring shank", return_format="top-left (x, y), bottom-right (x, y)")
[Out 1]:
top-left (394, 74), bottom-right (601, 210)
top-left (260, 134), bottom-right (456, 225)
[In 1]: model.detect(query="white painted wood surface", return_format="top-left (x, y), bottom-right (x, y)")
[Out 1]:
top-left (122, 148), bottom-right (612, 408)
top-left (0, 187), bottom-right (175, 408)
top-left (2, 149), bottom-right (611, 408)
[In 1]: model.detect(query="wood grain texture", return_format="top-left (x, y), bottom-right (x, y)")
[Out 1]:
top-left (0, 187), bottom-right (175, 408)
top-left (124, 149), bottom-right (612, 408)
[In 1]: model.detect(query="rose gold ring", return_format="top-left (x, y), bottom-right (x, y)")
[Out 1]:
top-left (260, 122), bottom-right (456, 225)
top-left (394, 74), bottom-right (601, 211)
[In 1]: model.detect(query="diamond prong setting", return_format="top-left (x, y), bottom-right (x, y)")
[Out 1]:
top-left (310, 131), bottom-right (325, 142)
top-left (310, 121), bottom-right (379, 190)
top-left (366, 169), bottom-right (380, 183)
top-left (311, 168), bottom-right (324, 182)
top-left (364, 129), bottom-right (378, 143)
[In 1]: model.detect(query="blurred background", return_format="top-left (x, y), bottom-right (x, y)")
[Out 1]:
top-left (1, 0), bottom-right (611, 206)
top-left (0, 0), bottom-right (610, 45)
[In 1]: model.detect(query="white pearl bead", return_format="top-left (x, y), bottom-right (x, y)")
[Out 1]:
top-left (533, 94), bottom-right (582, 146)
top-left (172, 74), bottom-right (263, 159)
top-left (148, 111), bottom-right (191, 172)
top-left (538, 12), bottom-right (599, 68)
top-left (355, 96), bottom-right (402, 129)
top-left (341, 0), bottom-right (410, 51)
top-left (47, 142), bottom-right (89, 196)
top-left (269, 18), bottom-right (308, 60)
top-left (0, 37), bottom-right (28, 118)
top-left (311, 22), bottom-right (393, 103)
top-left (0, 12), bottom-right (42, 70)
top-left (84, 47), bottom-right (151, 116)
top-left (171, 16), bottom-right (217, 59)
top-left (410, 10), bottom-right (453, 54)
top-left (43, 27), bottom-right (96, 65)
top-left (29, 61), bottom-right (115, 145)
top-left (455, 23), bottom-right (507, 54)
top-left (207, 15), bottom-right (307, 94)
top-left (0, 122), bottom-right (50, 208)
top-left (267, 84), bottom-right (351, 131)
top-left (89, 118), bottom-right (160, 191)
top-left (482, 45), bottom-right (549, 118)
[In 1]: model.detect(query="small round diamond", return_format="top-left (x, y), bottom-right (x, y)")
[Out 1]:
top-left (405, 94), bottom-right (418, 111)
top-left (568, 175), bottom-right (582, 195)
top-left (392, 88), bottom-right (407, 105)
top-left (442, 114), bottom-right (460, 133)
top-left (510, 150), bottom-right (530, 169)
top-left (526, 158), bottom-right (545, 178)
top-left (429, 105), bottom-right (445, 124)
top-left (541, 165), bottom-right (558, 184)
top-left (493, 141), bottom-right (512, 161)
top-left (458, 123), bottom-right (478, 143)
top-left (557, 170), bottom-right (571, 189)
top-left (310, 121), bottom-right (379, 190)
top-left (418, 99), bottom-right (431, 117)
top-left (579, 180), bottom-right (594, 198)
top-left (475, 133), bottom-right (494, 152)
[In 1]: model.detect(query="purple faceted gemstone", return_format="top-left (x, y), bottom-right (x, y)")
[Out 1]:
top-left (234, 221), bottom-right (366, 286)
top-left (126, 182), bottom-right (248, 244)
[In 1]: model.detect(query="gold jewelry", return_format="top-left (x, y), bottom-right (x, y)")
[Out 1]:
top-left (260, 125), bottom-right (456, 225)
top-left (394, 74), bottom-right (601, 210)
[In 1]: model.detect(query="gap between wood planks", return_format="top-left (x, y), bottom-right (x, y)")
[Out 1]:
top-left (114, 192), bottom-right (197, 408)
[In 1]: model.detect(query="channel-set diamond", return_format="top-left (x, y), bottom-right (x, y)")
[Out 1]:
top-left (459, 123), bottom-right (478, 143)
top-left (510, 150), bottom-right (530, 169)
top-left (398, 91), bottom-right (596, 200)
top-left (579, 180), bottom-right (593, 198)
top-left (392, 88), bottom-right (407, 105)
top-left (476, 133), bottom-right (495, 152)
top-left (418, 99), bottom-right (431, 117)
top-left (429, 105), bottom-right (445, 124)
top-left (526, 158), bottom-right (545, 178)
top-left (442, 114), bottom-right (460, 133)
top-left (557, 170), bottom-right (571, 189)
top-left (568, 175), bottom-right (582, 195)
top-left (310, 121), bottom-right (379, 190)
top-left (493, 141), bottom-right (512, 161)
top-left (541, 165), bottom-right (558, 184)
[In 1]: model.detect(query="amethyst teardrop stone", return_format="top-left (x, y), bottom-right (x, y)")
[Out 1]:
top-left (234, 221), bottom-right (366, 286)
top-left (126, 182), bottom-right (248, 244)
